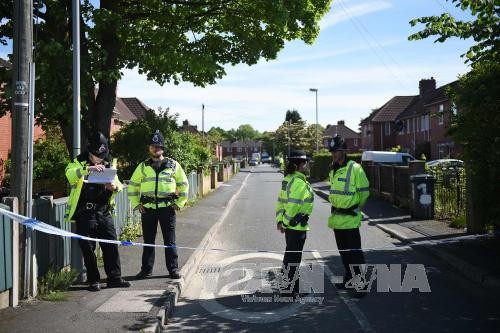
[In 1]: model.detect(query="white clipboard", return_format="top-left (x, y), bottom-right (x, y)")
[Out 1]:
top-left (86, 168), bottom-right (117, 184)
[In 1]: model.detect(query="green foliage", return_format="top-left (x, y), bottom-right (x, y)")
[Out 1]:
top-left (428, 165), bottom-right (467, 221)
top-left (111, 108), bottom-right (212, 180)
top-left (310, 152), bottom-right (362, 180)
top-left (234, 124), bottom-right (260, 141)
top-left (310, 152), bottom-right (331, 180)
top-left (409, 0), bottom-right (499, 67)
top-left (119, 220), bottom-right (142, 242)
top-left (0, 0), bottom-right (333, 151)
top-left (38, 267), bottom-right (79, 302)
top-left (1, 158), bottom-right (10, 187)
top-left (33, 129), bottom-right (70, 181)
top-left (447, 62), bottom-right (500, 227)
top-left (450, 214), bottom-right (467, 229)
top-left (285, 109), bottom-right (303, 124)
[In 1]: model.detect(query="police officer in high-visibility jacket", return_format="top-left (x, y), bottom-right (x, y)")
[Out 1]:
top-left (128, 130), bottom-right (189, 280)
top-left (65, 132), bottom-right (131, 292)
top-left (276, 150), bottom-right (314, 294)
top-left (328, 135), bottom-right (369, 292)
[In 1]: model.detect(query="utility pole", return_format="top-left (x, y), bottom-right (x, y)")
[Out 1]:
top-left (202, 103), bottom-right (205, 139)
top-left (309, 88), bottom-right (319, 153)
top-left (12, 0), bottom-right (33, 298)
top-left (72, 0), bottom-right (81, 157)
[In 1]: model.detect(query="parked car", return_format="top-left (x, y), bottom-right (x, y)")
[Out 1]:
top-left (261, 153), bottom-right (271, 163)
top-left (249, 159), bottom-right (258, 166)
top-left (426, 159), bottom-right (464, 169)
top-left (361, 151), bottom-right (415, 165)
top-left (251, 153), bottom-right (261, 164)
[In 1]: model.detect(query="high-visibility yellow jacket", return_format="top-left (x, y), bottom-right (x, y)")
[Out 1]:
top-left (127, 158), bottom-right (189, 210)
top-left (276, 171), bottom-right (314, 231)
top-left (279, 157), bottom-right (285, 171)
top-left (328, 160), bottom-right (369, 229)
top-left (64, 155), bottom-right (122, 222)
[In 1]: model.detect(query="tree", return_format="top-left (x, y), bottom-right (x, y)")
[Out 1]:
top-left (409, 0), bottom-right (500, 232)
top-left (234, 124), bottom-right (259, 141)
top-left (285, 109), bottom-right (302, 124)
top-left (274, 120), bottom-right (310, 155)
top-left (0, 0), bottom-right (333, 153)
top-left (111, 108), bottom-right (212, 179)
top-left (409, 0), bottom-right (499, 67)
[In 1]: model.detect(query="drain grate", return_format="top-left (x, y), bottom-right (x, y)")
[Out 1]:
top-left (198, 265), bottom-right (223, 274)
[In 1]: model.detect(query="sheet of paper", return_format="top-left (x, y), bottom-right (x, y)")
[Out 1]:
top-left (87, 168), bottom-right (117, 184)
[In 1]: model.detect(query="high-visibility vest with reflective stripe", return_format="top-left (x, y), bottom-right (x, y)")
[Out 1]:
top-left (64, 156), bottom-right (122, 222)
top-left (275, 171), bottom-right (314, 231)
top-left (127, 158), bottom-right (189, 210)
top-left (328, 160), bottom-right (370, 229)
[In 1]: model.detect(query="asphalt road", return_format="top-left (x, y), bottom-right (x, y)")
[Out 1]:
top-left (167, 164), bottom-right (500, 333)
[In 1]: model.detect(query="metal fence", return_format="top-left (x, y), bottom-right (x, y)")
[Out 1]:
top-left (187, 171), bottom-right (199, 200)
top-left (429, 167), bottom-right (466, 220)
top-left (0, 203), bottom-right (13, 293)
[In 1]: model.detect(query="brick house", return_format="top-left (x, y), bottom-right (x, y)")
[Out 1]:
top-left (360, 77), bottom-right (459, 160)
top-left (179, 119), bottom-right (199, 134)
top-left (364, 95), bottom-right (415, 152)
top-left (323, 120), bottom-right (361, 153)
top-left (221, 140), bottom-right (262, 159)
top-left (111, 97), bottom-right (144, 135)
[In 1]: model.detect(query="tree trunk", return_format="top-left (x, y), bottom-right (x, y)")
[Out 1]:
top-left (466, 160), bottom-right (486, 233)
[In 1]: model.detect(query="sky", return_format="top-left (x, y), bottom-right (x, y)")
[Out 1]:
top-left (1, 0), bottom-right (474, 133)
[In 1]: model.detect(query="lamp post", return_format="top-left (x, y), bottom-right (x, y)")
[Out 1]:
top-left (309, 88), bottom-right (319, 153)
top-left (286, 120), bottom-right (291, 156)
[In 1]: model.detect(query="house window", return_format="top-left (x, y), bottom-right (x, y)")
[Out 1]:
top-left (353, 138), bottom-right (358, 146)
top-left (451, 103), bottom-right (458, 115)
top-left (406, 119), bottom-right (410, 134)
top-left (384, 123), bottom-right (391, 136)
top-left (237, 147), bottom-right (242, 153)
top-left (438, 104), bottom-right (444, 125)
top-left (421, 115), bottom-right (429, 132)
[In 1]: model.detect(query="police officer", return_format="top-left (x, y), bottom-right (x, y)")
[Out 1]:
top-left (328, 135), bottom-right (369, 293)
top-left (128, 130), bottom-right (189, 280)
top-left (65, 132), bottom-right (131, 291)
top-left (276, 150), bottom-right (314, 294)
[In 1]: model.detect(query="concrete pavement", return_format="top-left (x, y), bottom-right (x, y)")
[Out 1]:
top-left (167, 165), bottom-right (500, 332)
top-left (0, 170), bottom-right (250, 333)
top-left (312, 181), bottom-right (500, 289)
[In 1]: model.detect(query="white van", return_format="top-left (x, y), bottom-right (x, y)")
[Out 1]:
top-left (361, 151), bottom-right (415, 165)
top-left (251, 153), bottom-right (261, 164)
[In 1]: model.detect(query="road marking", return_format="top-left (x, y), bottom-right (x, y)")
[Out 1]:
top-left (312, 251), bottom-right (375, 333)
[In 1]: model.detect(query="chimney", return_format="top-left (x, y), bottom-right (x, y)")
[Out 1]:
top-left (337, 120), bottom-right (345, 126)
top-left (419, 77), bottom-right (436, 100)
top-left (182, 119), bottom-right (189, 127)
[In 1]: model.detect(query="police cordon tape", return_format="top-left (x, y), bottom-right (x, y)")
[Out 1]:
top-left (0, 207), bottom-right (494, 254)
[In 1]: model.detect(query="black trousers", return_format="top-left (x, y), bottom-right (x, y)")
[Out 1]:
top-left (282, 229), bottom-right (307, 293)
top-left (75, 210), bottom-right (122, 284)
top-left (141, 206), bottom-right (178, 273)
top-left (334, 228), bottom-right (365, 282)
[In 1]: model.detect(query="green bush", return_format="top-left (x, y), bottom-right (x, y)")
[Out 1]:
top-left (33, 129), bottom-right (70, 181)
top-left (310, 152), bottom-right (362, 181)
top-left (310, 152), bottom-right (331, 181)
top-left (38, 267), bottom-right (78, 301)
top-left (112, 108), bottom-right (213, 180)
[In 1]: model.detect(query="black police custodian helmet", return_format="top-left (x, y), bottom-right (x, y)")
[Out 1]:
top-left (88, 132), bottom-right (109, 158)
top-left (329, 134), bottom-right (347, 152)
top-left (287, 150), bottom-right (312, 163)
top-left (150, 129), bottom-right (165, 148)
